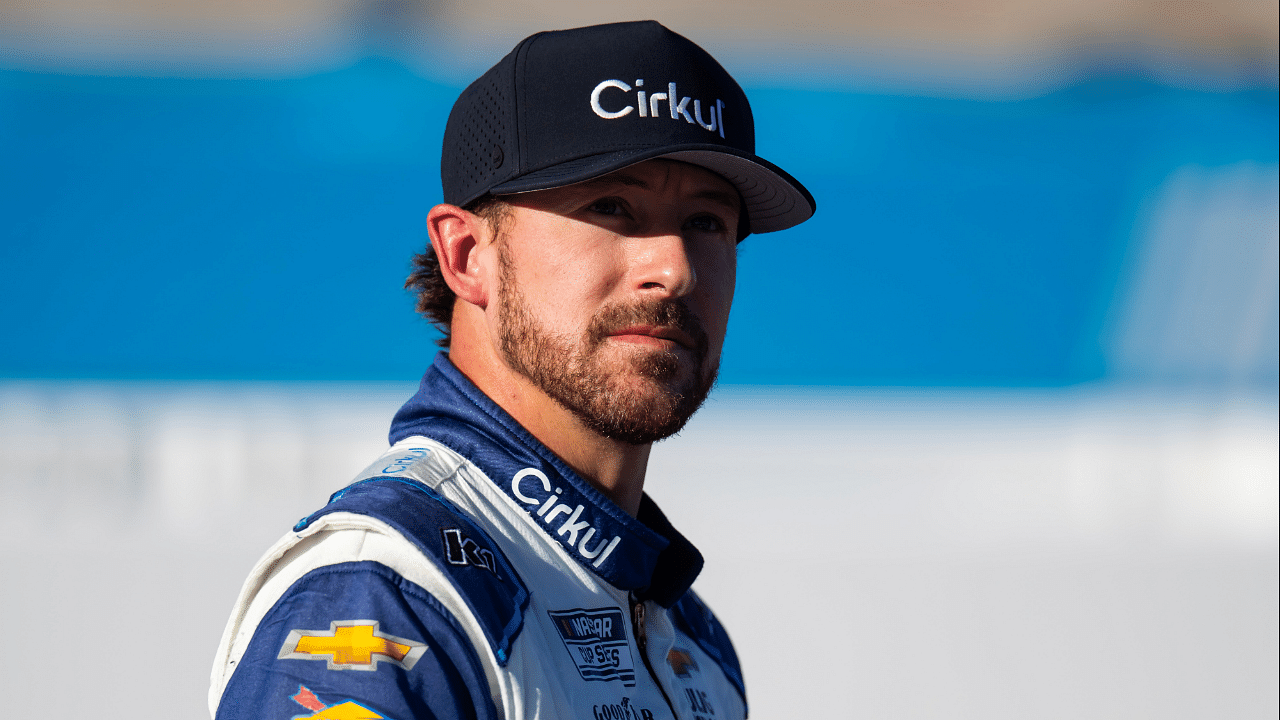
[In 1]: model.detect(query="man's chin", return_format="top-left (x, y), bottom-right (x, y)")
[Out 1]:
top-left (606, 374), bottom-right (696, 408)
top-left (600, 342), bottom-right (693, 383)
top-left (588, 365), bottom-right (717, 444)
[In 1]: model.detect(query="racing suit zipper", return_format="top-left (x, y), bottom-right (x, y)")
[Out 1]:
top-left (632, 594), bottom-right (678, 718)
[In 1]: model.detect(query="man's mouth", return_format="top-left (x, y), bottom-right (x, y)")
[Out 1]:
top-left (588, 300), bottom-right (710, 362)
top-left (606, 325), bottom-right (696, 351)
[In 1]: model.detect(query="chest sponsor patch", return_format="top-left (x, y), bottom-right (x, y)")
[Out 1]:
top-left (667, 647), bottom-right (699, 678)
top-left (548, 608), bottom-right (636, 686)
top-left (592, 696), bottom-right (657, 720)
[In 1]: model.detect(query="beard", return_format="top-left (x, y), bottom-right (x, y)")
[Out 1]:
top-left (496, 245), bottom-right (719, 445)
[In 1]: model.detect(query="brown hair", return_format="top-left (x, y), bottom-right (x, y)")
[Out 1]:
top-left (405, 197), bottom-right (511, 347)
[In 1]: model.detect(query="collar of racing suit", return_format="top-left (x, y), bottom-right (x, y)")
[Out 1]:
top-left (389, 352), bottom-right (705, 608)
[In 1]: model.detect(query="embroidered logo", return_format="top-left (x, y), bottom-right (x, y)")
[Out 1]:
top-left (592, 696), bottom-right (656, 720)
top-left (549, 608), bottom-right (636, 686)
top-left (379, 447), bottom-right (431, 475)
top-left (290, 685), bottom-right (386, 719)
top-left (511, 468), bottom-right (622, 568)
top-left (684, 687), bottom-right (717, 717)
top-left (589, 78), bottom-right (726, 139)
top-left (442, 528), bottom-right (499, 576)
top-left (667, 647), bottom-right (699, 678)
top-left (278, 620), bottom-right (427, 671)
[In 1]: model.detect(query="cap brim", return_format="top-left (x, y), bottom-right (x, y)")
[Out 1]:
top-left (489, 145), bottom-right (815, 234)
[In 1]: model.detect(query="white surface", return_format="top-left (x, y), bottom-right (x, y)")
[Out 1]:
top-left (0, 381), bottom-right (1276, 718)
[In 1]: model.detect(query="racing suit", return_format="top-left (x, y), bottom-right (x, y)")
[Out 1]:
top-left (209, 353), bottom-right (746, 720)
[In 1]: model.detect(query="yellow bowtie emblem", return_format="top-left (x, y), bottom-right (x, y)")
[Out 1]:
top-left (278, 620), bottom-right (427, 671)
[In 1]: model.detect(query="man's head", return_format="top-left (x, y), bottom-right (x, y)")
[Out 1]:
top-left (410, 21), bottom-right (814, 444)
top-left (494, 158), bottom-right (740, 444)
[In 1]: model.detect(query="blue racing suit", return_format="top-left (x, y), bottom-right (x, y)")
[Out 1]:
top-left (209, 353), bottom-right (746, 720)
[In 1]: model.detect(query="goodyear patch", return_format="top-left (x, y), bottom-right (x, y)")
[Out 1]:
top-left (278, 620), bottom-right (427, 671)
top-left (548, 608), bottom-right (636, 686)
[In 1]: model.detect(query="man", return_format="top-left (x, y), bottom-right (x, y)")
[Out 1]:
top-left (209, 20), bottom-right (814, 720)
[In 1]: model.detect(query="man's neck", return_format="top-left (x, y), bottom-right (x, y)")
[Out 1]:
top-left (448, 338), bottom-right (651, 518)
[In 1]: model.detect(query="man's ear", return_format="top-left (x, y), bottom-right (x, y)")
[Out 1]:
top-left (427, 203), bottom-right (492, 308)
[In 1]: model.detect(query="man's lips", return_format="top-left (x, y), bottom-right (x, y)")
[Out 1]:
top-left (606, 325), bottom-right (695, 350)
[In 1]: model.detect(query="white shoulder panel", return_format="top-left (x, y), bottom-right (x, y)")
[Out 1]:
top-left (207, 511), bottom-right (515, 719)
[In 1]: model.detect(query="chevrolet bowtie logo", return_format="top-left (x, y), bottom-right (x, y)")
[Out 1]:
top-left (278, 620), bottom-right (427, 671)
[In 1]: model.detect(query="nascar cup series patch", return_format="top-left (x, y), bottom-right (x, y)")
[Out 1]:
top-left (548, 608), bottom-right (636, 686)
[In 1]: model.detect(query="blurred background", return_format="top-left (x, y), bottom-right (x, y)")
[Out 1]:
top-left (1, 1), bottom-right (1276, 718)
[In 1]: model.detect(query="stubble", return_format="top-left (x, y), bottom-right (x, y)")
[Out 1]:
top-left (496, 243), bottom-right (718, 445)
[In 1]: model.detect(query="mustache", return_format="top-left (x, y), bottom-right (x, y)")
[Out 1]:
top-left (587, 300), bottom-right (710, 358)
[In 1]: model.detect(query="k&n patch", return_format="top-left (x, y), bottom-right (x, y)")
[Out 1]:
top-left (548, 608), bottom-right (636, 686)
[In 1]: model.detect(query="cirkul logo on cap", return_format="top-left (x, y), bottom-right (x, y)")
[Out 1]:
top-left (589, 79), bottom-right (726, 139)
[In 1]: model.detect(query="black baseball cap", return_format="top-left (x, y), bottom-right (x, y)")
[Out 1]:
top-left (441, 20), bottom-right (815, 235)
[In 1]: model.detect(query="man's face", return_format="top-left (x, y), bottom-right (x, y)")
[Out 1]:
top-left (490, 159), bottom-right (740, 444)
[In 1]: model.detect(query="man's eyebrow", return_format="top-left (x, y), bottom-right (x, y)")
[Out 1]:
top-left (569, 173), bottom-right (650, 192)
top-left (692, 188), bottom-right (743, 212)
top-left (572, 173), bottom-right (741, 212)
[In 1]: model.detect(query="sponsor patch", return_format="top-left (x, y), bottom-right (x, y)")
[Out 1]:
top-left (509, 468), bottom-right (623, 570)
top-left (588, 78), bottom-right (727, 140)
top-left (378, 447), bottom-right (431, 475)
top-left (290, 685), bottom-right (386, 719)
top-left (592, 696), bottom-right (656, 720)
top-left (667, 647), bottom-right (699, 678)
top-left (278, 620), bottom-right (427, 671)
top-left (548, 608), bottom-right (636, 686)
top-left (293, 686), bottom-right (328, 712)
top-left (441, 527), bottom-right (499, 576)
top-left (683, 688), bottom-right (717, 718)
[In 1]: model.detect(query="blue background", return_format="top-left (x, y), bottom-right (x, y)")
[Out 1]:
top-left (2, 60), bottom-right (1276, 384)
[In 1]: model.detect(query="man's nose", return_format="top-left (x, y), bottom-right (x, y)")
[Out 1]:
top-left (633, 232), bottom-right (697, 298)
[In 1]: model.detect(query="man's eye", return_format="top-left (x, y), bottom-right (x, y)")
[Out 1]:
top-left (588, 198), bottom-right (626, 216)
top-left (686, 214), bottom-right (725, 232)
